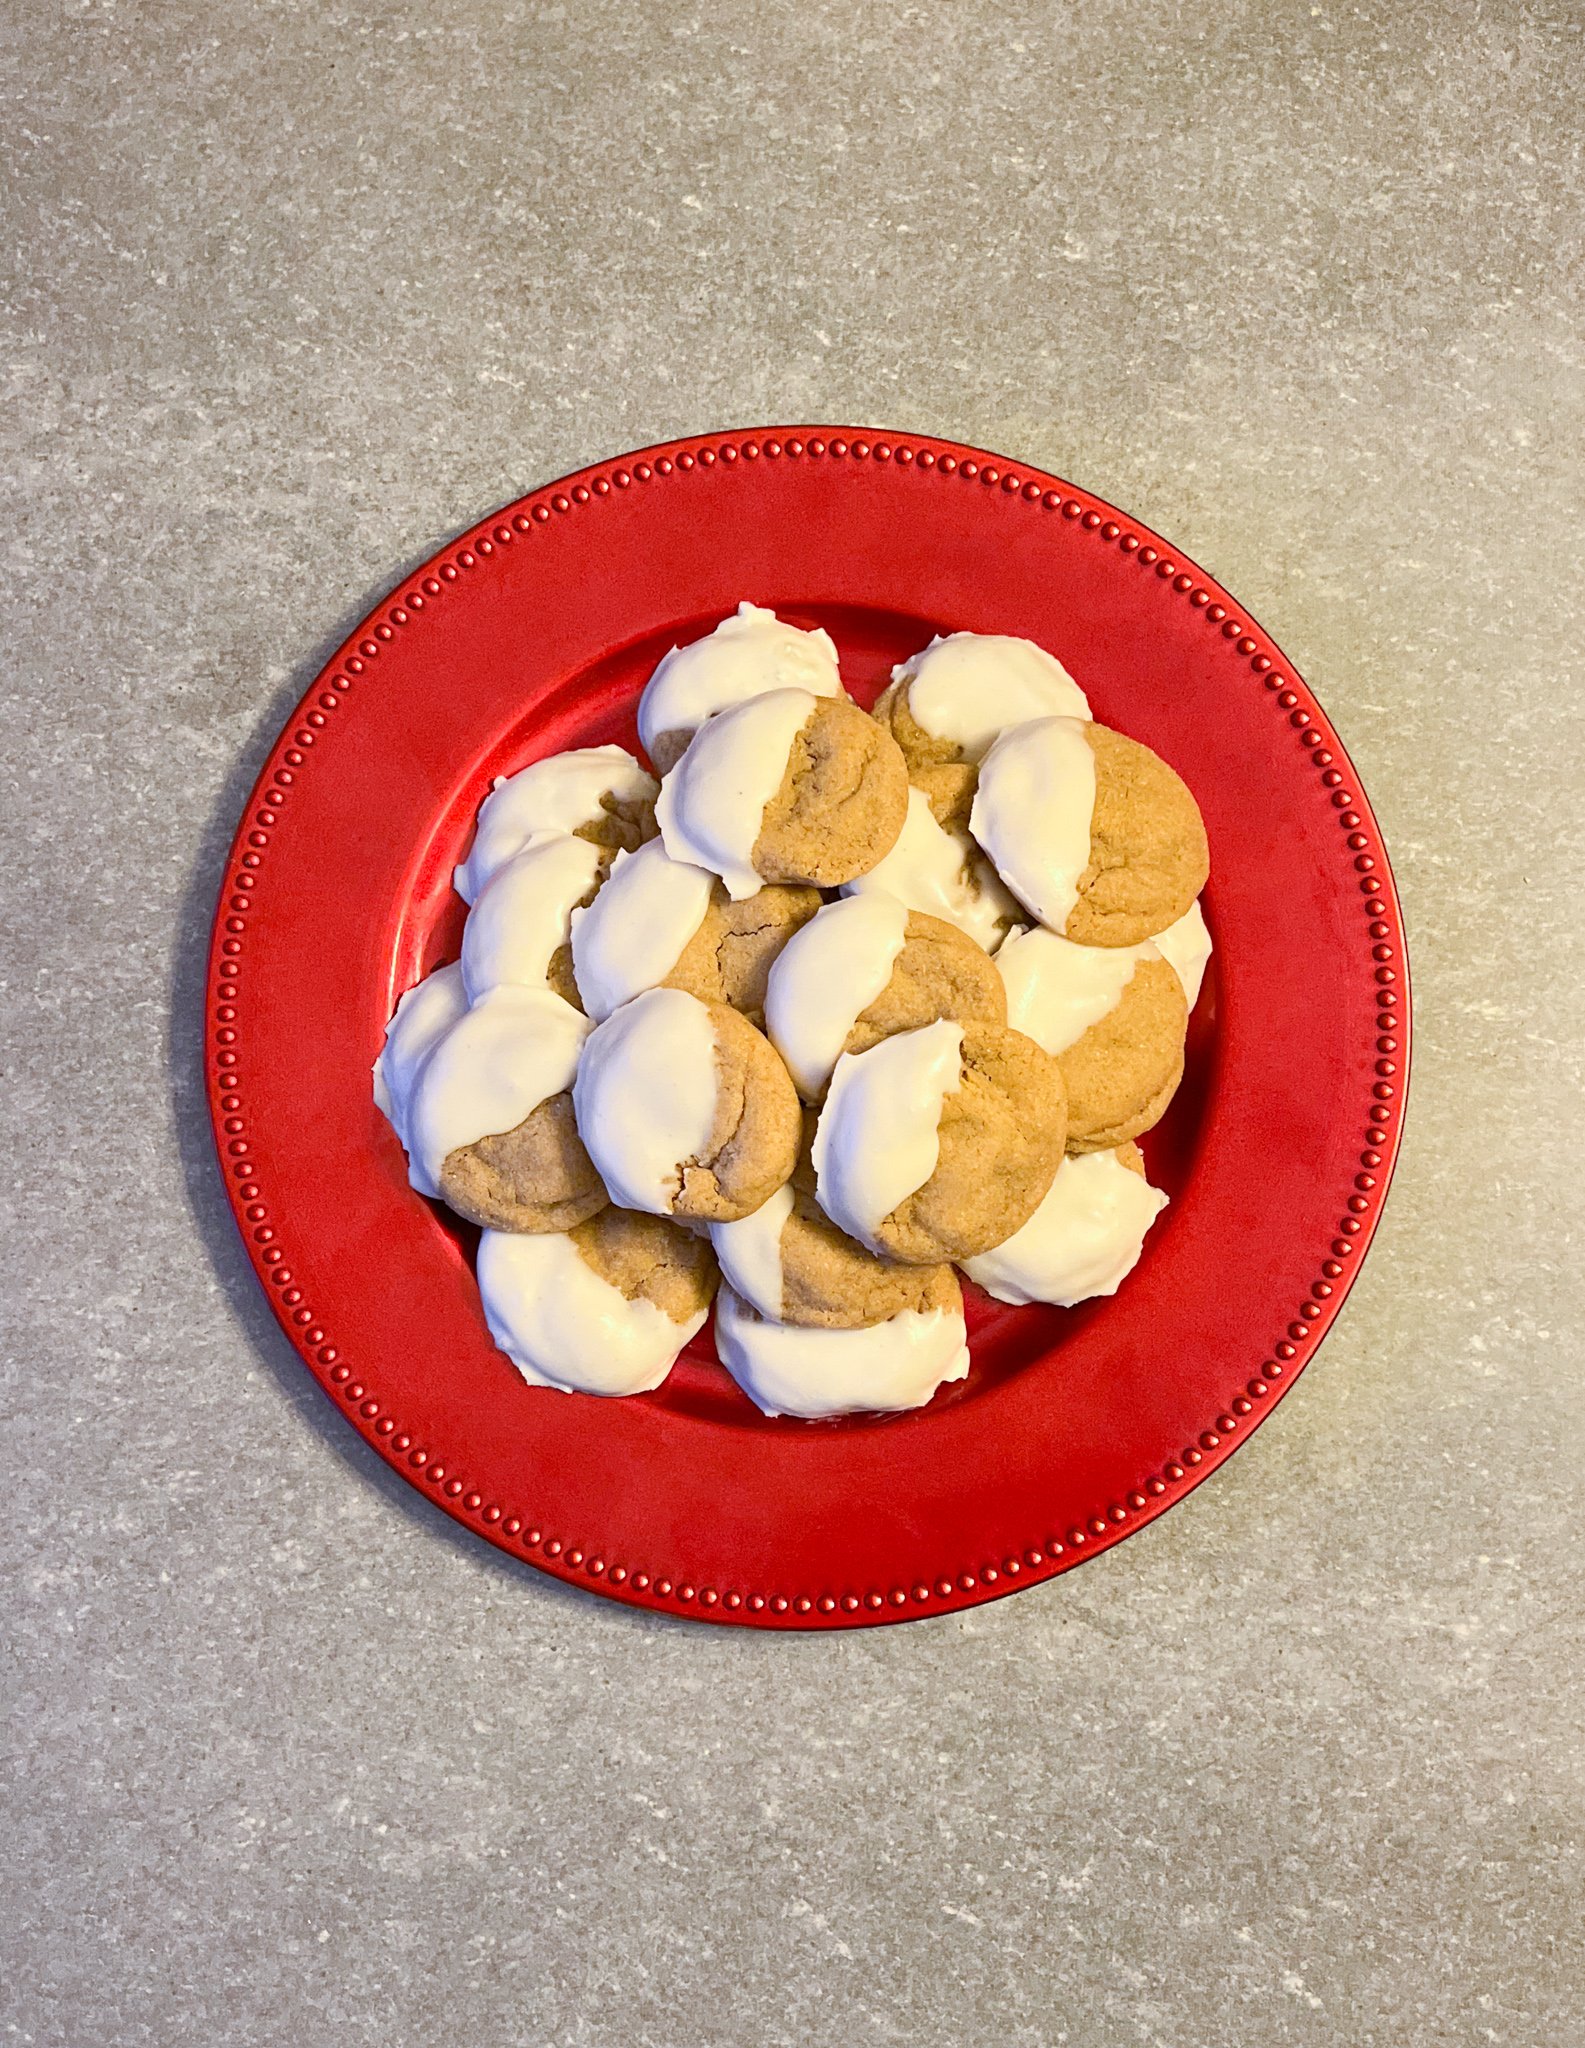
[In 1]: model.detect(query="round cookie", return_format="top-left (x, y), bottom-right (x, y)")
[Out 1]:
top-left (571, 836), bottom-right (820, 1026)
top-left (713, 1282), bottom-right (970, 1419)
top-left (574, 986), bottom-right (800, 1224)
top-left (971, 717), bottom-right (1209, 946)
top-left (963, 1143), bottom-right (1168, 1307)
top-left (840, 786), bottom-right (1018, 953)
top-left (406, 986), bottom-right (605, 1231)
top-left (872, 631), bottom-right (1090, 821)
top-left (812, 1018), bottom-right (1067, 1265)
top-left (373, 960), bottom-right (468, 1150)
top-left (637, 602), bottom-right (845, 775)
top-left (454, 745), bottom-right (657, 904)
top-left (478, 1208), bottom-right (716, 1396)
top-left (657, 688), bottom-right (908, 899)
top-left (764, 894), bottom-right (1006, 1102)
top-left (460, 832), bottom-right (605, 1008)
top-left (997, 924), bottom-right (1187, 1151)
top-left (710, 1180), bottom-right (960, 1329)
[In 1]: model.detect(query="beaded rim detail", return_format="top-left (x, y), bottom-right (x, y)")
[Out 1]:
top-left (209, 427), bottom-right (1410, 1628)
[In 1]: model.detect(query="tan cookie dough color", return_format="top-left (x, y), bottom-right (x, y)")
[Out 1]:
top-left (406, 986), bottom-right (606, 1232)
top-left (574, 986), bottom-right (800, 1223)
top-left (997, 924), bottom-right (1187, 1151)
top-left (812, 1019), bottom-right (1067, 1264)
top-left (637, 602), bottom-right (844, 774)
top-left (765, 894), bottom-right (1005, 1103)
top-left (478, 1208), bottom-right (717, 1396)
top-left (971, 717), bottom-right (1208, 946)
top-left (658, 688), bottom-right (908, 898)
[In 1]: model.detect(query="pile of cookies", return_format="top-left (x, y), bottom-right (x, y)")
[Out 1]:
top-left (374, 604), bottom-right (1211, 1419)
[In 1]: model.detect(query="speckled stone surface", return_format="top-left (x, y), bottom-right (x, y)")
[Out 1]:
top-left (4, 3), bottom-right (1582, 2042)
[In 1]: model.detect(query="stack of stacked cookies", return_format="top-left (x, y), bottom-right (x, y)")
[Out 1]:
top-left (375, 603), bottom-right (1211, 1419)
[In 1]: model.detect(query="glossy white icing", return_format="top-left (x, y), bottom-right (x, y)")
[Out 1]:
top-left (897, 631), bottom-right (1089, 756)
top-left (762, 893), bottom-right (910, 1101)
top-left (454, 745), bottom-right (655, 904)
top-left (406, 986), bottom-right (590, 1197)
top-left (996, 923), bottom-right (1162, 1055)
top-left (1152, 899), bottom-right (1213, 1011)
top-left (707, 1181), bottom-right (795, 1322)
top-left (372, 961), bottom-right (468, 1147)
top-left (812, 1020), bottom-right (964, 1252)
top-left (963, 1148), bottom-right (1168, 1306)
top-left (637, 601), bottom-right (842, 758)
top-left (970, 715), bottom-right (1097, 931)
top-left (569, 836), bottom-right (716, 1023)
top-left (459, 832), bottom-right (605, 1003)
top-left (714, 1284), bottom-right (970, 1419)
top-left (840, 787), bottom-right (1017, 952)
top-left (572, 986), bottom-right (720, 1215)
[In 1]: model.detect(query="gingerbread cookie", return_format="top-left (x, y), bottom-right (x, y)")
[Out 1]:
top-left (657, 689), bottom-right (908, 898)
top-left (478, 1207), bottom-right (716, 1396)
top-left (812, 1018), bottom-right (1067, 1264)
top-left (454, 745), bottom-right (657, 904)
top-left (997, 923), bottom-right (1187, 1150)
top-left (713, 1281), bottom-right (970, 1419)
top-left (710, 1180), bottom-right (959, 1329)
top-left (1151, 899), bottom-right (1214, 1012)
top-left (963, 1142), bottom-right (1168, 1306)
top-left (574, 986), bottom-right (800, 1223)
top-left (765, 894), bottom-right (1005, 1102)
top-left (971, 717), bottom-right (1208, 946)
top-left (406, 986), bottom-right (606, 1232)
top-left (840, 786), bottom-right (1018, 952)
top-left (637, 602), bottom-right (845, 774)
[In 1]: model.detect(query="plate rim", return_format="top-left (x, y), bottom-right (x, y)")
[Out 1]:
top-left (205, 423), bottom-right (1411, 1628)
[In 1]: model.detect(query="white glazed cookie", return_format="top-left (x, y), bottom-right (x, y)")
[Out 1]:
top-left (971, 718), bottom-right (1209, 946)
top-left (637, 602), bottom-right (844, 773)
top-left (996, 923), bottom-right (1186, 1150)
top-left (407, 986), bottom-right (604, 1231)
top-left (811, 1018), bottom-right (1066, 1264)
top-left (460, 832), bottom-right (605, 1006)
top-left (373, 961), bottom-right (468, 1150)
top-left (840, 786), bottom-right (1018, 952)
top-left (963, 1144), bottom-right (1168, 1306)
top-left (454, 745), bottom-right (657, 904)
top-left (657, 688), bottom-right (908, 899)
top-left (573, 987), bottom-right (800, 1223)
top-left (713, 1282), bottom-right (970, 1419)
top-left (876, 632), bottom-right (1089, 763)
top-left (764, 894), bottom-right (1006, 1102)
top-left (478, 1208), bottom-right (716, 1396)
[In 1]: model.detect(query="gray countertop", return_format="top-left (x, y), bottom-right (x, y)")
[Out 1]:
top-left (5, 4), bottom-right (1581, 2042)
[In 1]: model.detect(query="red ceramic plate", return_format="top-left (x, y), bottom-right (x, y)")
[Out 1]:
top-left (208, 427), bottom-right (1408, 1628)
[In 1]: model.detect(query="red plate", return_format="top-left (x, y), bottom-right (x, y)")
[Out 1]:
top-left (208, 427), bottom-right (1408, 1627)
